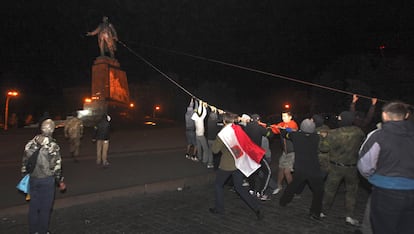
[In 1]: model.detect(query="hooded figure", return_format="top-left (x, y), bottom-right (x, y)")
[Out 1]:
top-left (93, 114), bottom-right (111, 167)
top-left (22, 118), bottom-right (64, 234)
top-left (64, 113), bottom-right (84, 162)
top-left (338, 111), bottom-right (355, 127)
top-left (320, 110), bottom-right (365, 226)
top-left (251, 114), bottom-right (261, 122)
top-left (279, 118), bottom-right (324, 219)
top-left (312, 114), bottom-right (325, 128)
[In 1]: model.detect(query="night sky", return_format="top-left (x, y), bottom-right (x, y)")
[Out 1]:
top-left (1, 1), bottom-right (414, 119)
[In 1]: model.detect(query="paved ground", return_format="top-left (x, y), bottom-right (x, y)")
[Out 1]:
top-left (1, 184), bottom-right (369, 234)
top-left (0, 125), bottom-right (369, 233)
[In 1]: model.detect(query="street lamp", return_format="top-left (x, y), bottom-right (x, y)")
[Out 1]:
top-left (153, 105), bottom-right (160, 118)
top-left (4, 91), bottom-right (19, 130)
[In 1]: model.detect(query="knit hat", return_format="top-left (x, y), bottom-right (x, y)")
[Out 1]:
top-left (241, 114), bottom-right (251, 122)
top-left (251, 114), bottom-right (261, 122)
top-left (300, 118), bottom-right (315, 133)
top-left (338, 111), bottom-right (355, 127)
top-left (312, 114), bottom-right (324, 128)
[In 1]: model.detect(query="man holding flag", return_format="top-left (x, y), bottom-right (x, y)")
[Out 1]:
top-left (209, 112), bottom-right (265, 220)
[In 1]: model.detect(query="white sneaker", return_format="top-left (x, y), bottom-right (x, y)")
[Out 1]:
top-left (345, 216), bottom-right (359, 226)
top-left (207, 164), bottom-right (214, 169)
top-left (320, 213), bottom-right (327, 218)
top-left (242, 180), bottom-right (250, 187)
top-left (272, 187), bottom-right (281, 195)
top-left (259, 194), bottom-right (271, 201)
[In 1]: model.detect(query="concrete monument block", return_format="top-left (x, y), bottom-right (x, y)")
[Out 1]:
top-left (91, 56), bottom-right (130, 104)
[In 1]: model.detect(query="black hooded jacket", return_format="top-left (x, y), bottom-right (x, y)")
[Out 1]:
top-left (93, 116), bottom-right (110, 140)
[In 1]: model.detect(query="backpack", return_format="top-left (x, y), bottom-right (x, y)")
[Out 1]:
top-left (26, 145), bottom-right (41, 174)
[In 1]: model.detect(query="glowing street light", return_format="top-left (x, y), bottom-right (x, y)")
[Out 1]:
top-left (153, 105), bottom-right (160, 118)
top-left (379, 44), bottom-right (386, 58)
top-left (4, 91), bottom-right (19, 130)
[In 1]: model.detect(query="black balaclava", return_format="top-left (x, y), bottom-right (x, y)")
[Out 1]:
top-left (338, 111), bottom-right (355, 127)
top-left (251, 114), bottom-right (261, 122)
top-left (312, 114), bottom-right (324, 128)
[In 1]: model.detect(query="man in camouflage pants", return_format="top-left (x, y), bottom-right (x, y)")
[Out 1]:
top-left (64, 113), bottom-right (84, 162)
top-left (320, 111), bottom-right (365, 226)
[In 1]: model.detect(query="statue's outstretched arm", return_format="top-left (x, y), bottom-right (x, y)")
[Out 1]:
top-left (86, 26), bottom-right (100, 36)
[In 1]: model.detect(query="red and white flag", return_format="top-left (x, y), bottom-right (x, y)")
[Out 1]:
top-left (218, 124), bottom-right (265, 177)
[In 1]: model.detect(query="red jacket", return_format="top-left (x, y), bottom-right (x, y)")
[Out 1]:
top-left (269, 121), bottom-right (298, 135)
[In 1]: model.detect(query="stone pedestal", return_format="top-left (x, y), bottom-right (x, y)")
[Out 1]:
top-left (91, 56), bottom-right (130, 104)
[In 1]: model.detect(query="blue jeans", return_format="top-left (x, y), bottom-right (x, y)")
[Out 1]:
top-left (370, 186), bottom-right (414, 234)
top-left (29, 176), bottom-right (55, 234)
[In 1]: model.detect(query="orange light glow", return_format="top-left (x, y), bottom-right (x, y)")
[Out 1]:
top-left (84, 98), bottom-right (92, 103)
top-left (129, 103), bottom-right (135, 108)
top-left (7, 91), bottom-right (18, 96)
top-left (155, 106), bottom-right (160, 110)
top-left (284, 104), bottom-right (290, 109)
top-left (4, 90), bottom-right (19, 130)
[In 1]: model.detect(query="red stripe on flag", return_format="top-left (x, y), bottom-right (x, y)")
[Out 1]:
top-left (231, 124), bottom-right (265, 163)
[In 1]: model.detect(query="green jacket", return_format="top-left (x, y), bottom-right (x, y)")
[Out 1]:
top-left (211, 137), bottom-right (237, 171)
top-left (320, 126), bottom-right (365, 165)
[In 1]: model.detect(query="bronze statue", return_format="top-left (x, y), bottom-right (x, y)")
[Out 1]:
top-left (86, 16), bottom-right (118, 58)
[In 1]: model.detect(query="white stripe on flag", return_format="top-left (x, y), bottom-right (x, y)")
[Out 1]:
top-left (218, 124), bottom-right (261, 177)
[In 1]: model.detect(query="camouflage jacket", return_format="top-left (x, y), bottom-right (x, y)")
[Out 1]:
top-left (21, 134), bottom-right (62, 181)
top-left (320, 126), bottom-right (365, 165)
top-left (64, 117), bottom-right (83, 138)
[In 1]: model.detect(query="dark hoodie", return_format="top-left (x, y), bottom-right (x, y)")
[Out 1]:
top-left (94, 115), bottom-right (111, 140)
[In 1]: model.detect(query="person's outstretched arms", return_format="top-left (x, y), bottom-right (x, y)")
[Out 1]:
top-left (350, 94), bottom-right (358, 112)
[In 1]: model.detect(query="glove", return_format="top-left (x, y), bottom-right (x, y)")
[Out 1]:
top-left (59, 181), bottom-right (67, 193)
top-left (21, 167), bottom-right (27, 177)
top-left (58, 177), bottom-right (66, 193)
